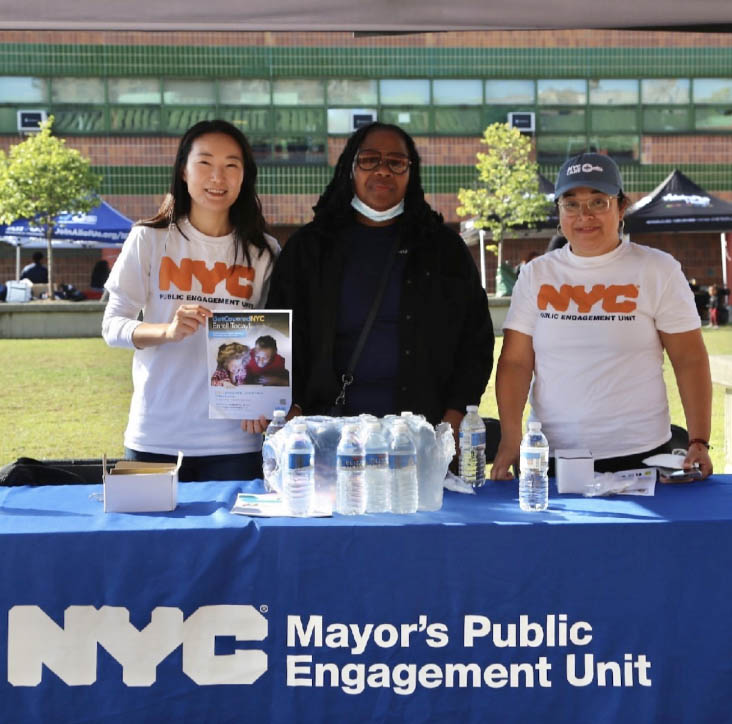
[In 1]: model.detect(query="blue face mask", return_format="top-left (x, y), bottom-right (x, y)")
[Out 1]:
top-left (351, 195), bottom-right (404, 223)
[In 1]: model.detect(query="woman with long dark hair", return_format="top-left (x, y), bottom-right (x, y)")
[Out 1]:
top-left (267, 122), bottom-right (494, 443)
top-left (103, 120), bottom-right (278, 481)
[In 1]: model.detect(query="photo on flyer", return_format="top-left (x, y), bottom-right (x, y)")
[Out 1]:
top-left (206, 309), bottom-right (292, 420)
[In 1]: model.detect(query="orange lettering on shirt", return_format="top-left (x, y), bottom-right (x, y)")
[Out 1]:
top-left (602, 284), bottom-right (638, 313)
top-left (225, 265), bottom-right (256, 298)
top-left (159, 257), bottom-right (193, 291)
top-left (191, 260), bottom-right (228, 294)
top-left (571, 284), bottom-right (606, 313)
top-left (538, 284), bottom-right (573, 311)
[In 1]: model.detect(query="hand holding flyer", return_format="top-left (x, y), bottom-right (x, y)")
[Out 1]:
top-left (206, 310), bottom-right (292, 420)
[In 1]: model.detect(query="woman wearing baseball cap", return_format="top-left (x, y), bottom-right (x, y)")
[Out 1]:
top-left (491, 152), bottom-right (713, 480)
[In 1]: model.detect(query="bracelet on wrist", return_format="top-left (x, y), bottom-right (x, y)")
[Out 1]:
top-left (688, 438), bottom-right (711, 450)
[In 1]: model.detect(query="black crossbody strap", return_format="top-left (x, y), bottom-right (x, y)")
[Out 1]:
top-left (333, 231), bottom-right (402, 408)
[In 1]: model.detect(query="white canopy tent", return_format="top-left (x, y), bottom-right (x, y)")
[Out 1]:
top-left (0, 0), bottom-right (730, 32)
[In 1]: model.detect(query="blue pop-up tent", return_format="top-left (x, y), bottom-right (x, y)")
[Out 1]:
top-left (0, 199), bottom-right (133, 279)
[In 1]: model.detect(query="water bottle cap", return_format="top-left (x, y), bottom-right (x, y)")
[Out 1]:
top-left (466, 404), bottom-right (478, 412)
top-left (528, 421), bottom-right (542, 431)
top-left (400, 411), bottom-right (413, 417)
top-left (272, 408), bottom-right (286, 418)
top-left (292, 423), bottom-right (307, 432)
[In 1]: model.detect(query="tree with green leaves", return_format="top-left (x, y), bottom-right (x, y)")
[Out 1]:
top-left (0, 117), bottom-right (101, 300)
top-left (457, 123), bottom-right (551, 292)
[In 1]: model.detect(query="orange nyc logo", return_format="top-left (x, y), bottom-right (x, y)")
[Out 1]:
top-left (159, 257), bottom-right (255, 298)
top-left (537, 284), bottom-right (638, 313)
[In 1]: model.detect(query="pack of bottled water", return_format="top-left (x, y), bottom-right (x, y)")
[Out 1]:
top-left (262, 412), bottom-right (454, 516)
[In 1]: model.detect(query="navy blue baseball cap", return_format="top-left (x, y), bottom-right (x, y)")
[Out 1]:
top-left (554, 153), bottom-right (624, 197)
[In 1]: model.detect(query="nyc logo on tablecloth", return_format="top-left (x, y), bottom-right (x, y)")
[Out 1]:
top-left (7, 605), bottom-right (267, 687)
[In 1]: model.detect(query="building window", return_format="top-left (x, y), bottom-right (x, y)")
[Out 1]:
top-left (641, 79), bottom-right (690, 104)
top-left (589, 79), bottom-right (639, 105)
top-left (433, 80), bottom-right (482, 106)
top-left (108, 79), bottom-right (161, 105)
top-left (273, 80), bottom-right (324, 105)
top-left (0, 76), bottom-right (48, 103)
top-left (485, 80), bottom-right (535, 104)
top-left (51, 78), bottom-right (105, 104)
top-left (327, 79), bottom-right (378, 105)
top-left (220, 80), bottom-right (271, 105)
top-left (379, 80), bottom-right (430, 106)
top-left (537, 80), bottom-right (586, 105)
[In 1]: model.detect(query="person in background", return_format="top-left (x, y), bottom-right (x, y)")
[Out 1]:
top-left (546, 234), bottom-right (568, 253)
top-left (20, 251), bottom-right (48, 284)
top-left (244, 335), bottom-right (289, 386)
top-left (90, 259), bottom-right (110, 290)
top-left (266, 122), bottom-right (493, 445)
top-left (491, 152), bottom-right (713, 480)
top-left (102, 119), bottom-right (279, 482)
top-left (708, 283), bottom-right (730, 328)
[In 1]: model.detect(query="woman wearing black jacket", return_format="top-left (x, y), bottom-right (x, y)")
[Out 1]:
top-left (267, 122), bottom-right (494, 440)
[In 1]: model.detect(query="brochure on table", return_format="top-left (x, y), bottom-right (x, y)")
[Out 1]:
top-left (206, 309), bottom-right (292, 420)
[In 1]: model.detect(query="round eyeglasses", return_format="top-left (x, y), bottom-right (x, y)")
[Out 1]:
top-left (354, 152), bottom-right (411, 175)
top-left (557, 196), bottom-right (615, 216)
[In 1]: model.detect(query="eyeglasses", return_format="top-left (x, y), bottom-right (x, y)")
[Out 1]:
top-left (354, 152), bottom-right (411, 175)
top-left (557, 196), bottom-right (615, 216)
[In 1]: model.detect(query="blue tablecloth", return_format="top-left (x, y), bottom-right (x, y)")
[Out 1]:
top-left (1, 476), bottom-right (731, 723)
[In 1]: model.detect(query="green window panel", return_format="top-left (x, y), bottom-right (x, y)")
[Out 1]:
top-left (587, 135), bottom-right (640, 162)
top-left (220, 79), bottom-right (271, 105)
top-left (162, 80), bottom-right (216, 105)
top-left (109, 107), bottom-right (162, 133)
top-left (163, 107), bottom-right (217, 134)
top-left (695, 107), bottom-right (732, 131)
top-left (483, 105), bottom-right (531, 127)
top-left (432, 80), bottom-right (482, 106)
top-left (0, 76), bottom-right (47, 103)
top-left (590, 108), bottom-right (638, 133)
top-left (51, 77), bottom-right (105, 104)
top-left (434, 108), bottom-right (482, 134)
top-left (271, 136), bottom-right (327, 165)
top-left (108, 79), bottom-right (161, 105)
top-left (326, 79), bottom-right (378, 105)
top-left (589, 79), bottom-right (639, 105)
top-left (273, 80), bottom-right (324, 105)
top-left (274, 108), bottom-right (326, 133)
top-left (539, 109), bottom-right (586, 133)
top-left (219, 108), bottom-right (271, 133)
top-left (380, 109), bottom-right (430, 133)
top-left (641, 79), bottom-right (690, 104)
top-left (537, 80), bottom-right (586, 105)
top-left (642, 107), bottom-right (692, 132)
top-left (51, 107), bottom-right (107, 133)
top-left (485, 80), bottom-right (535, 104)
top-left (536, 134), bottom-right (589, 164)
top-left (693, 79), bottom-right (732, 103)
top-left (0, 107), bottom-right (19, 132)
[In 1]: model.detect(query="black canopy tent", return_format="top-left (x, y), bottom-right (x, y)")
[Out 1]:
top-left (624, 169), bottom-right (732, 234)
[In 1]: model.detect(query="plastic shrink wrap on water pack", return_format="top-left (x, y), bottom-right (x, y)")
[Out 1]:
top-left (262, 414), bottom-right (454, 513)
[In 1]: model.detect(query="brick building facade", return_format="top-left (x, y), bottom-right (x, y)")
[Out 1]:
top-left (1, 29), bottom-right (731, 293)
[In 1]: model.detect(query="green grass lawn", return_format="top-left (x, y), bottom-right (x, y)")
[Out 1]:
top-left (0, 328), bottom-right (730, 471)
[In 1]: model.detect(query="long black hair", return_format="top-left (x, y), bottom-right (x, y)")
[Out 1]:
top-left (140, 119), bottom-right (270, 266)
top-left (312, 122), bottom-right (443, 237)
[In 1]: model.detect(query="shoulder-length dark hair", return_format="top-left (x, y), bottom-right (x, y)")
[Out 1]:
top-left (312, 122), bottom-right (443, 237)
top-left (139, 119), bottom-right (270, 266)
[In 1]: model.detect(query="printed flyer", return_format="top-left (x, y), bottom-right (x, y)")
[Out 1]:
top-left (206, 309), bottom-right (292, 420)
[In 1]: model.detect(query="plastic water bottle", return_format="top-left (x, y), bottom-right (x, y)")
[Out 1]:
top-left (519, 421), bottom-right (549, 512)
top-left (262, 409), bottom-right (287, 491)
top-left (364, 422), bottom-right (390, 513)
top-left (283, 423), bottom-right (314, 516)
top-left (389, 420), bottom-right (418, 514)
top-left (336, 423), bottom-right (366, 515)
top-left (459, 405), bottom-right (486, 487)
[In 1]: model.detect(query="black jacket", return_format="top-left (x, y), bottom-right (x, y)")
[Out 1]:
top-left (267, 217), bottom-right (494, 426)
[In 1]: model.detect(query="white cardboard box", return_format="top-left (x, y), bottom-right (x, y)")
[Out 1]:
top-left (103, 453), bottom-right (181, 513)
top-left (6, 280), bottom-right (32, 303)
top-left (555, 449), bottom-right (594, 494)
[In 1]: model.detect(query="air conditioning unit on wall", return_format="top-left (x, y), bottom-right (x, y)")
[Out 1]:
top-left (17, 110), bottom-right (47, 132)
top-left (507, 111), bottom-right (535, 134)
top-left (350, 110), bottom-right (377, 131)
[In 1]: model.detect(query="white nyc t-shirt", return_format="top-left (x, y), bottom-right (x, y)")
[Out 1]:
top-left (103, 219), bottom-right (279, 456)
top-left (503, 239), bottom-right (699, 459)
